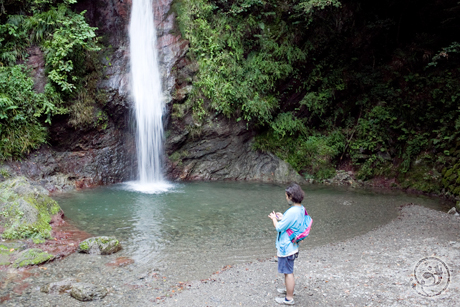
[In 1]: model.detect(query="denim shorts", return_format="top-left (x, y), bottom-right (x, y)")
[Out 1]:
top-left (278, 253), bottom-right (298, 274)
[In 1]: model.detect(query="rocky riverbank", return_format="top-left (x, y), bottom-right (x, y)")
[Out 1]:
top-left (1, 204), bottom-right (458, 306)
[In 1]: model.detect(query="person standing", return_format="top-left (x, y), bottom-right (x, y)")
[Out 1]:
top-left (268, 183), bottom-right (306, 305)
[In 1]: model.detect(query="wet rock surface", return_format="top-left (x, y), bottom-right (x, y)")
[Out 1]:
top-left (70, 282), bottom-right (108, 301)
top-left (0, 205), bottom-right (458, 306)
top-left (165, 114), bottom-right (306, 184)
top-left (41, 277), bottom-right (79, 295)
top-left (78, 237), bottom-right (122, 255)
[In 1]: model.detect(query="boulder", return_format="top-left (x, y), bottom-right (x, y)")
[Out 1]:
top-left (12, 248), bottom-right (54, 268)
top-left (70, 283), bottom-right (108, 301)
top-left (165, 115), bottom-right (306, 184)
top-left (0, 177), bottom-right (62, 240)
top-left (0, 242), bottom-right (28, 266)
top-left (41, 278), bottom-right (80, 295)
top-left (447, 207), bottom-right (457, 214)
top-left (78, 236), bottom-right (122, 255)
top-left (329, 170), bottom-right (360, 187)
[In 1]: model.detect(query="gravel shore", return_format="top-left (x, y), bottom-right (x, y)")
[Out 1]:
top-left (159, 204), bottom-right (459, 307)
top-left (1, 204), bottom-right (459, 306)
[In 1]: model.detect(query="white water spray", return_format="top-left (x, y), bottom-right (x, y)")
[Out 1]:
top-left (127, 0), bottom-right (172, 193)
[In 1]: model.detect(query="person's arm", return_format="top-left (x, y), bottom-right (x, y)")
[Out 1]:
top-left (275, 209), bottom-right (294, 232)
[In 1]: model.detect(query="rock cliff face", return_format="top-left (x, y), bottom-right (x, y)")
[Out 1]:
top-left (3, 0), bottom-right (136, 190)
top-left (1, 0), bottom-right (305, 189)
top-left (165, 114), bottom-right (304, 183)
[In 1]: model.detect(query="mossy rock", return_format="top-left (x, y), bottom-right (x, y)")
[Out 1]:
top-left (0, 176), bottom-right (62, 240)
top-left (0, 242), bottom-right (28, 266)
top-left (78, 236), bottom-right (122, 255)
top-left (398, 160), bottom-right (442, 193)
top-left (0, 254), bottom-right (10, 265)
top-left (0, 242), bottom-right (27, 255)
top-left (12, 248), bottom-right (54, 268)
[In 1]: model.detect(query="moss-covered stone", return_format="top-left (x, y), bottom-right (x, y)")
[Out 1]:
top-left (12, 248), bottom-right (54, 268)
top-left (0, 242), bottom-right (27, 254)
top-left (440, 157), bottom-right (460, 196)
top-left (78, 236), bottom-right (122, 255)
top-left (398, 157), bottom-right (442, 194)
top-left (0, 176), bottom-right (62, 240)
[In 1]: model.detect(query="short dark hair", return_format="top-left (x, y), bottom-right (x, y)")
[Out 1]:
top-left (285, 183), bottom-right (304, 204)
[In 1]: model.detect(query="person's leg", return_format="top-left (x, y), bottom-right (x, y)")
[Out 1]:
top-left (285, 273), bottom-right (295, 300)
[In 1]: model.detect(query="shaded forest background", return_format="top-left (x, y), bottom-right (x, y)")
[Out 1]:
top-left (1, 0), bottom-right (460, 196)
top-left (173, 0), bottom-right (460, 195)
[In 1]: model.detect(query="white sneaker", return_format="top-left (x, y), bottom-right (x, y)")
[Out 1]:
top-left (275, 297), bottom-right (295, 305)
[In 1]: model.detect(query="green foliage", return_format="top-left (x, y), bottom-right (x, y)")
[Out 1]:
top-left (0, 65), bottom-right (57, 159)
top-left (0, 0), bottom-right (101, 159)
top-left (1, 3), bottom-right (99, 93)
top-left (36, 4), bottom-right (100, 92)
top-left (428, 42), bottom-right (460, 68)
top-left (175, 0), bottom-right (314, 124)
top-left (255, 129), bottom-right (345, 179)
top-left (175, 0), bottom-right (460, 190)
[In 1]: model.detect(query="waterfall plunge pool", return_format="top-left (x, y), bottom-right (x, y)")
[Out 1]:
top-left (53, 182), bottom-right (450, 281)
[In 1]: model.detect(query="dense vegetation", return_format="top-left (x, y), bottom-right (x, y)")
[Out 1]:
top-left (0, 0), bottom-right (100, 159)
top-left (174, 0), bottom-right (460, 195)
top-left (1, 0), bottom-right (459, 197)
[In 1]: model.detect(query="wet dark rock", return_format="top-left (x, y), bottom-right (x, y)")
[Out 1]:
top-left (165, 114), bottom-right (306, 183)
top-left (78, 236), bottom-right (122, 255)
top-left (12, 248), bottom-right (54, 268)
top-left (27, 46), bottom-right (47, 93)
top-left (70, 282), bottom-right (108, 301)
top-left (41, 278), bottom-right (80, 295)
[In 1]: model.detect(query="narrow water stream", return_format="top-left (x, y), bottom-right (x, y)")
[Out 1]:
top-left (53, 182), bottom-right (450, 281)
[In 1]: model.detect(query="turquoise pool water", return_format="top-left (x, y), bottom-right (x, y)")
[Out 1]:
top-left (53, 182), bottom-right (449, 280)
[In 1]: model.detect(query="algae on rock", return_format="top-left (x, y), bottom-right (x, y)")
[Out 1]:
top-left (78, 236), bottom-right (122, 255)
top-left (13, 248), bottom-right (54, 268)
top-left (0, 176), bottom-right (62, 240)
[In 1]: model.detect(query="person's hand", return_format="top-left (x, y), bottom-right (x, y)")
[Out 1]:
top-left (275, 212), bottom-right (283, 220)
top-left (268, 211), bottom-right (277, 220)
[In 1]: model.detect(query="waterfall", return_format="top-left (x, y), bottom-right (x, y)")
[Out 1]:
top-left (127, 0), bottom-right (172, 193)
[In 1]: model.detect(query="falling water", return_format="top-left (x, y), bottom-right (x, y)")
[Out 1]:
top-left (127, 0), bottom-right (172, 193)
